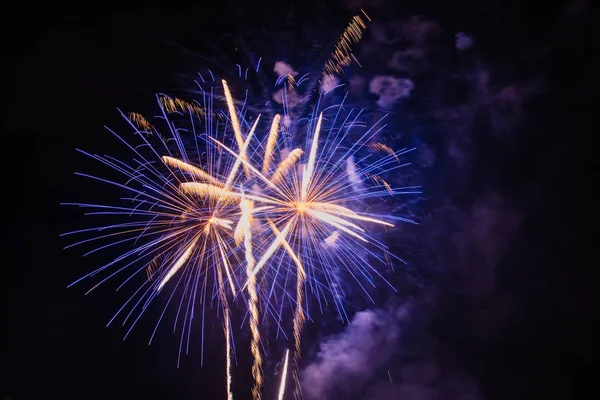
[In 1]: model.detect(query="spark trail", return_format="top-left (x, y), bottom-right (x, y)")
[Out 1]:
top-left (278, 349), bottom-right (290, 400)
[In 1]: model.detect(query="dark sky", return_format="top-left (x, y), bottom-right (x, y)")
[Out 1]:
top-left (4, 0), bottom-right (597, 399)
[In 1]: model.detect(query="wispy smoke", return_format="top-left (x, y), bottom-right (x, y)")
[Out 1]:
top-left (273, 61), bottom-right (298, 78)
top-left (456, 32), bottom-right (474, 51)
top-left (369, 76), bottom-right (414, 109)
top-left (301, 289), bottom-right (487, 399)
top-left (301, 303), bottom-right (412, 399)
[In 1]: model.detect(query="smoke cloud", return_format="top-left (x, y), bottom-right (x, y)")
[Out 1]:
top-left (301, 303), bottom-right (412, 399)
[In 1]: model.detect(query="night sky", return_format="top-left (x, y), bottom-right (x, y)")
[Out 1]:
top-left (4, 0), bottom-right (597, 399)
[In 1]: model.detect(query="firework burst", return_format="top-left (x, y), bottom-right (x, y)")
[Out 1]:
top-left (63, 10), bottom-right (420, 400)
top-left (62, 85), bottom-right (250, 398)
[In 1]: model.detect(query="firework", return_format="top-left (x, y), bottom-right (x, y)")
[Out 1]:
top-left (63, 80), bottom-right (251, 399)
top-left (63, 10), bottom-right (420, 399)
top-left (223, 92), bottom-right (417, 399)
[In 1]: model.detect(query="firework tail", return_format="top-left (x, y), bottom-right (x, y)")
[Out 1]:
top-left (278, 349), bottom-right (290, 400)
top-left (240, 199), bottom-right (263, 400)
top-left (292, 263), bottom-right (306, 400)
top-left (216, 265), bottom-right (234, 400)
